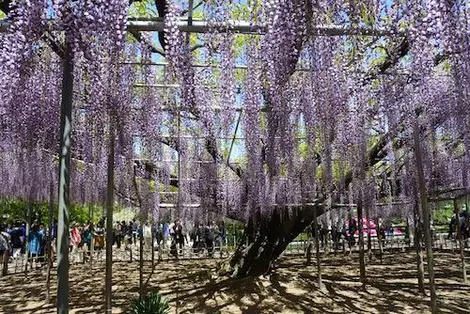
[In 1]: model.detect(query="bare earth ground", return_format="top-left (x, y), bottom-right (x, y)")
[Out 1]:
top-left (0, 252), bottom-right (469, 314)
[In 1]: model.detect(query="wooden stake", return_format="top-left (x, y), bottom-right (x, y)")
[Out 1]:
top-left (413, 120), bottom-right (437, 312)
top-left (105, 115), bottom-right (116, 314)
top-left (46, 181), bottom-right (54, 303)
top-left (453, 199), bottom-right (467, 283)
top-left (313, 207), bottom-right (322, 287)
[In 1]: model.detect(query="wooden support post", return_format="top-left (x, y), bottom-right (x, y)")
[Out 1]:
top-left (25, 203), bottom-right (30, 276)
top-left (413, 182), bottom-right (426, 294)
top-left (365, 202), bottom-right (372, 261)
top-left (90, 205), bottom-right (94, 271)
top-left (453, 199), bottom-right (467, 283)
top-left (306, 226), bottom-right (312, 265)
top-left (413, 120), bottom-right (437, 312)
top-left (313, 207), bottom-right (322, 287)
top-left (357, 191), bottom-right (366, 287)
top-left (140, 225), bottom-right (144, 297)
top-left (105, 116), bottom-right (116, 314)
top-left (46, 181), bottom-right (54, 303)
top-left (151, 224), bottom-right (155, 270)
top-left (57, 40), bottom-right (74, 314)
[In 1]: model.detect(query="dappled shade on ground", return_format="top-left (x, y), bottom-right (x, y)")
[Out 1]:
top-left (0, 252), bottom-right (469, 313)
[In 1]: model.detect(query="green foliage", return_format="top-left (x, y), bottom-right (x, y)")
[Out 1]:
top-left (148, 180), bottom-right (156, 193)
top-left (439, 59), bottom-right (451, 73)
top-left (0, 198), bottom-right (102, 226)
top-left (128, 0), bottom-right (156, 18)
top-left (433, 200), bottom-right (468, 226)
top-left (0, 11), bottom-right (5, 19)
top-left (332, 159), bottom-right (350, 181)
top-left (298, 141), bottom-right (308, 158)
top-left (433, 202), bottom-right (454, 226)
top-left (231, 2), bottom-right (252, 21)
top-left (225, 220), bottom-right (245, 246)
top-left (128, 292), bottom-right (169, 314)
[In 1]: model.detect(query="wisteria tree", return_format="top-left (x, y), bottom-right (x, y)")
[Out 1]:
top-left (1, 1), bottom-right (469, 313)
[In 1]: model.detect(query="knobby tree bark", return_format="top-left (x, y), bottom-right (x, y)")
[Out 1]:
top-left (56, 40), bottom-right (74, 314)
top-left (228, 205), bottom-right (321, 277)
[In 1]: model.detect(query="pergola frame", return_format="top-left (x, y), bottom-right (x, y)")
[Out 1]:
top-left (0, 17), bottom-right (405, 37)
top-left (0, 11), bottom-right (409, 314)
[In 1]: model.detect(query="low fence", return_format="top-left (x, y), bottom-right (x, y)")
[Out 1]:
top-left (3, 234), bottom-right (470, 276)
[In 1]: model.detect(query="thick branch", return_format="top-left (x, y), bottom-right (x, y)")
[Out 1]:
top-left (0, 0), bottom-right (12, 14)
top-left (129, 29), bottom-right (165, 56)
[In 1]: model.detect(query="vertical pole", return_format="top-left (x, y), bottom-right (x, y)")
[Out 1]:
top-left (357, 190), bottom-right (366, 287)
top-left (105, 116), bottom-right (116, 313)
top-left (151, 224), bottom-right (155, 270)
top-left (306, 226), bottom-right (312, 265)
top-left (46, 180), bottom-right (54, 303)
top-left (139, 224), bottom-right (144, 297)
top-left (453, 199), bottom-right (467, 283)
top-left (57, 40), bottom-right (74, 314)
top-left (25, 203), bottom-right (30, 276)
top-left (365, 201), bottom-right (372, 261)
top-left (188, 0), bottom-right (194, 26)
top-left (313, 207), bottom-right (322, 287)
top-left (177, 106), bottom-right (181, 214)
top-left (413, 120), bottom-right (437, 313)
top-left (90, 205), bottom-right (94, 271)
top-left (412, 154), bottom-right (425, 295)
top-left (175, 106), bottom-right (181, 260)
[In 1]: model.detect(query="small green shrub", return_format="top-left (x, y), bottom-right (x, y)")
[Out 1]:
top-left (128, 292), bottom-right (170, 314)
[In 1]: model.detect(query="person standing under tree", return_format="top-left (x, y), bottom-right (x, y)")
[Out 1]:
top-left (113, 221), bottom-right (122, 249)
top-left (131, 219), bottom-right (138, 245)
top-left (143, 222), bottom-right (152, 251)
top-left (9, 222), bottom-right (24, 259)
top-left (174, 220), bottom-right (186, 255)
top-left (0, 224), bottom-right (11, 276)
top-left (83, 220), bottom-right (94, 260)
top-left (94, 221), bottom-right (105, 260)
top-left (205, 221), bottom-right (215, 258)
top-left (70, 223), bottom-right (82, 264)
top-left (51, 219), bottom-right (58, 254)
top-left (348, 215), bottom-right (357, 248)
top-left (38, 224), bottom-right (46, 266)
top-left (28, 223), bottom-right (43, 269)
top-left (155, 222), bottom-right (164, 247)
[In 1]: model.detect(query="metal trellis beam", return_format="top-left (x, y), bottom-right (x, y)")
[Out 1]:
top-left (126, 19), bottom-right (401, 36)
top-left (0, 19), bottom-right (402, 37)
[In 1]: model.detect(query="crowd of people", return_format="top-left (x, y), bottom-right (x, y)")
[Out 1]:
top-left (0, 220), bottom-right (52, 274)
top-left (311, 215), bottom-right (414, 251)
top-left (0, 217), bottom-right (228, 275)
top-left (313, 210), bottom-right (470, 252)
top-left (156, 220), bottom-right (227, 257)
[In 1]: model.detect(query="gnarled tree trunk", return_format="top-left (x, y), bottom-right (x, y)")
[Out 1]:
top-left (228, 206), bottom-right (318, 277)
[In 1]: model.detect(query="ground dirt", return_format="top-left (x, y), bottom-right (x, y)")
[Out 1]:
top-left (0, 251), bottom-right (469, 313)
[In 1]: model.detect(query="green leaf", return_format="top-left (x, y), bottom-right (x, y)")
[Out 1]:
top-left (129, 292), bottom-right (170, 314)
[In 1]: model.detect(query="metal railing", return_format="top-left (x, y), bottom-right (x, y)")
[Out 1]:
top-left (2, 235), bottom-right (469, 276)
